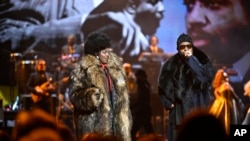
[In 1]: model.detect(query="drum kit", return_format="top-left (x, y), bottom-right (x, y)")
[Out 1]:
top-left (60, 53), bottom-right (81, 70)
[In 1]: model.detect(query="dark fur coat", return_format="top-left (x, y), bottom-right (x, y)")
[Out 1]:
top-left (69, 52), bottom-right (132, 141)
top-left (158, 47), bottom-right (215, 125)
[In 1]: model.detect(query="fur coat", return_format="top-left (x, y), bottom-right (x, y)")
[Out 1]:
top-left (158, 47), bottom-right (215, 125)
top-left (69, 52), bottom-right (132, 141)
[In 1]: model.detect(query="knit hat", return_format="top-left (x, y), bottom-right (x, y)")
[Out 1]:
top-left (84, 32), bottom-right (111, 56)
top-left (176, 33), bottom-right (193, 49)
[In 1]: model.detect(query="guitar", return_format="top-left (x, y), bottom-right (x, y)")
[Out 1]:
top-left (31, 77), bottom-right (56, 103)
top-left (31, 76), bottom-right (70, 103)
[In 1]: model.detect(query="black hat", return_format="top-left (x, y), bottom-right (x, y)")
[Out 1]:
top-left (84, 32), bottom-right (111, 56)
top-left (176, 33), bottom-right (193, 49)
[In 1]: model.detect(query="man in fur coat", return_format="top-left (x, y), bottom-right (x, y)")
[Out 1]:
top-left (69, 32), bottom-right (132, 141)
top-left (158, 33), bottom-right (215, 141)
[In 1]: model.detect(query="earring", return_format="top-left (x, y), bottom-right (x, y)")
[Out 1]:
top-left (96, 56), bottom-right (99, 59)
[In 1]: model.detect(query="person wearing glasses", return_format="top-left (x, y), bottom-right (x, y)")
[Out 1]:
top-left (158, 33), bottom-right (215, 141)
top-left (69, 32), bottom-right (132, 141)
top-left (26, 58), bottom-right (56, 115)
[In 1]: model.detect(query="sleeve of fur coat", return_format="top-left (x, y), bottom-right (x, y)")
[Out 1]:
top-left (69, 65), bottom-right (103, 114)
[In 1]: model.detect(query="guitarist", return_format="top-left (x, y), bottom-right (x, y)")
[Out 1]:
top-left (26, 58), bottom-right (56, 115)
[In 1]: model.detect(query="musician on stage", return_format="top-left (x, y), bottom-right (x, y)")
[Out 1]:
top-left (61, 34), bottom-right (83, 70)
top-left (26, 58), bottom-right (56, 115)
top-left (57, 34), bottom-right (83, 110)
top-left (56, 34), bottom-right (83, 131)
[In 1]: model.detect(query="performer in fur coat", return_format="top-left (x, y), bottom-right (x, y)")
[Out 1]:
top-left (69, 32), bottom-right (132, 141)
top-left (158, 33), bottom-right (215, 141)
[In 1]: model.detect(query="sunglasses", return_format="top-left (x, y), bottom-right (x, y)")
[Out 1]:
top-left (179, 44), bottom-right (192, 50)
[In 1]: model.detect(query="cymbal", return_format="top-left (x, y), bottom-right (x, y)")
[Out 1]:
top-left (10, 52), bottom-right (22, 62)
top-left (25, 49), bottom-right (37, 54)
top-left (20, 60), bottom-right (35, 65)
top-left (22, 49), bottom-right (41, 60)
top-left (10, 52), bottom-right (22, 57)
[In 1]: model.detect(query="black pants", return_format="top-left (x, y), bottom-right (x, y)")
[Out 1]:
top-left (131, 113), bottom-right (154, 140)
top-left (167, 123), bottom-right (181, 141)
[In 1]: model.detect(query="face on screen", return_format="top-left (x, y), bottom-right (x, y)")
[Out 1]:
top-left (135, 0), bottom-right (164, 35)
top-left (184, 0), bottom-right (249, 64)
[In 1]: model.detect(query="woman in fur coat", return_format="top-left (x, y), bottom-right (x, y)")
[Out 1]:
top-left (158, 33), bottom-right (215, 141)
top-left (69, 32), bottom-right (132, 141)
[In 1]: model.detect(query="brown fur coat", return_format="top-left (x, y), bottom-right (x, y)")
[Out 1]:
top-left (69, 52), bottom-right (132, 141)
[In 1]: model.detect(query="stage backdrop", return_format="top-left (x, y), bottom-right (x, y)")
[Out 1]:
top-left (1, 0), bottom-right (249, 104)
top-left (0, 0), bottom-right (185, 85)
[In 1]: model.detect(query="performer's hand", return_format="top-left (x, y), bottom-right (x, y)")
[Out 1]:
top-left (85, 87), bottom-right (103, 109)
top-left (46, 83), bottom-right (55, 91)
top-left (35, 86), bottom-right (43, 94)
top-left (58, 93), bottom-right (64, 101)
top-left (184, 50), bottom-right (193, 58)
top-left (171, 104), bottom-right (175, 109)
top-left (61, 76), bottom-right (69, 83)
top-left (90, 88), bottom-right (103, 106)
top-left (179, 47), bottom-right (193, 58)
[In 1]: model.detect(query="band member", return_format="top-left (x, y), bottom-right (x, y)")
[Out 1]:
top-left (56, 34), bottom-right (83, 130)
top-left (61, 34), bottom-right (83, 71)
top-left (57, 34), bottom-right (83, 111)
top-left (26, 58), bottom-right (56, 115)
